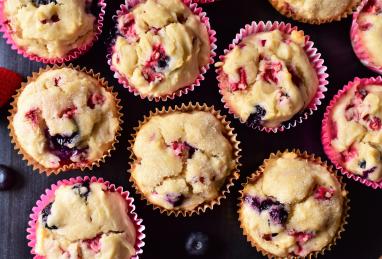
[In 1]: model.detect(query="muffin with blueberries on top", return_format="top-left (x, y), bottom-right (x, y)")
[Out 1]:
top-left (130, 107), bottom-right (239, 215)
top-left (9, 66), bottom-right (121, 174)
top-left (2, 0), bottom-right (102, 60)
top-left (239, 151), bottom-right (347, 257)
top-left (111, 0), bottom-right (212, 99)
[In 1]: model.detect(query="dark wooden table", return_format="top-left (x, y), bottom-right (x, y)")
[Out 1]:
top-left (1, 0), bottom-right (381, 258)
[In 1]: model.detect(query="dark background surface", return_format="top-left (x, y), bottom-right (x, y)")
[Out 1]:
top-left (0, 0), bottom-right (381, 258)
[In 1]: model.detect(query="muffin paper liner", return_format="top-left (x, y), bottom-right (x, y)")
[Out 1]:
top-left (8, 64), bottom-right (123, 176)
top-left (321, 76), bottom-right (382, 189)
top-left (128, 102), bottom-right (241, 217)
top-left (268, 0), bottom-right (362, 24)
top-left (238, 149), bottom-right (350, 258)
top-left (26, 176), bottom-right (145, 259)
top-left (107, 0), bottom-right (217, 101)
top-left (351, 0), bottom-right (382, 74)
top-left (0, 0), bottom-right (106, 64)
top-left (216, 21), bottom-right (329, 133)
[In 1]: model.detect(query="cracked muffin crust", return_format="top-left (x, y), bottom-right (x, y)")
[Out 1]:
top-left (354, 0), bottom-right (382, 69)
top-left (239, 151), bottom-right (346, 257)
top-left (217, 29), bottom-right (318, 128)
top-left (131, 111), bottom-right (235, 212)
top-left (35, 181), bottom-right (137, 259)
top-left (327, 80), bottom-right (382, 182)
top-left (269, 0), bottom-right (360, 23)
top-left (111, 0), bottom-right (211, 98)
top-left (2, 0), bottom-right (97, 59)
top-left (11, 67), bottom-right (120, 171)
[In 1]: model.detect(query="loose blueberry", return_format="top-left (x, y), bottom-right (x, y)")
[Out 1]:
top-left (0, 165), bottom-right (16, 191)
top-left (165, 193), bottom-right (184, 207)
top-left (31, 0), bottom-right (57, 7)
top-left (185, 232), bottom-right (209, 256)
top-left (72, 180), bottom-right (91, 200)
top-left (247, 105), bottom-right (266, 125)
top-left (41, 202), bottom-right (58, 230)
top-left (359, 160), bottom-right (367, 169)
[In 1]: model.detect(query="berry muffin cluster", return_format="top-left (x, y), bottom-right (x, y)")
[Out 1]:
top-left (217, 29), bottom-right (318, 128)
top-left (2, 0), bottom-right (99, 59)
top-left (111, 0), bottom-right (211, 98)
top-left (131, 110), bottom-right (236, 213)
top-left (325, 80), bottom-right (382, 183)
top-left (10, 67), bottom-right (121, 172)
top-left (239, 151), bottom-right (347, 257)
top-left (35, 180), bottom-right (137, 258)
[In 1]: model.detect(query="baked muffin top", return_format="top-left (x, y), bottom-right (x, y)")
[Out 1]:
top-left (356, 0), bottom-right (382, 67)
top-left (131, 111), bottom-right (235, 212)
top-left (240, 152), bottom-right (345, 257)
top-left (218, 29), bottom-right (318, 128)
top-left (3, 0), bottom-right (97, 58)
top-left (12, 67), bottom-right (120, 170)
top-left (111, 0), bottom-right (210, 97)
top-left (329, 82), bottom-right (382, 182)
top-left (271, 0), bottom-right (359, 21)
top-left (35, 181), bottom-right (137, 259)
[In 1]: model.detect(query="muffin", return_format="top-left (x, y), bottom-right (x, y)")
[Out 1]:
top-left (269, 0), bottom-right (361, 24)
top-left (216, 28), bottom-right (319, 129)
top-left (9, 66), bottom-right (121, 174)
top-left (352, 0), bottom-right (382, 74)
top-left (32, 180), bottom-right (140, 258)
top-left (239, 151), bottom-right (347, 257)
top-left (322, 77), bottom-right (382, 184)
top-left (1, 0), bottom-right (102, 61)
top-left (110, 0), bottom-right (213, 100)
top-left (130, 105), bottom-right (239, 215)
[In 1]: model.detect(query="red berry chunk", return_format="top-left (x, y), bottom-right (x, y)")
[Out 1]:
top-left (119, 13), bottom-right (137, 42)
top-left (314, 186), bottom-right (335, 200)
top-left (344, 104), bottom-right (359, 121)
top-left (54, 76), bottom-right (61, 87)
top-left (368, 116), bottom-right (381, 131)
top-left (84, 235), bottom-right (101, 253)
top-left (359, 22), bottom-right (373, 31)
top-left (25, 108), bottom-right (41, 125)
top-left (87, 93), bottom-right (105, 109)
top-left (262, 61), bottom-right (282, 84)
top-left (58, 105), bottom-right (77, 119)
top-left (170, 141), bottom-right (196, 158)
top-left (330, 120), bottom-right (338, 140)
top-left (289, 230), bottom-right (315, 255)
top-left (230, 68), bottom-right (248, 91)
top-left (141, 45), bottom-right (168, 83)
top-left (341, 145), bottom-right (357, 162)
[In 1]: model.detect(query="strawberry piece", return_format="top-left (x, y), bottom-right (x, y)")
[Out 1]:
top-left (87, 93), bottom-right (105, 109)
top-left (141, 45), bottom-right (168, 83)
top-left (230, 68), bottom-right (248, 91)
top-left (368, 116), bottom-right (381, 131)
top-left (314, 186), bottom-right (335, 200)
top-left (58, 105), bottom-right (77, 119)
top-left (288, 230), bottom-right (315, 255)
top-left (359, 22), bottom-right (372, 31)
top-left (84, 235), bottom-right (101, 253)
top-left (341, 145), bottom-right (357, 162)
top-left (262, 61), bottom-right (282, 84)
top-left (344, 104), bottom-right (360, 121)
top-left (118, 13), bottom-right (137, 42)
top-left (0, 67), bottom-right (22, 108)
top-left (25, 108), bottom-right (41, 125)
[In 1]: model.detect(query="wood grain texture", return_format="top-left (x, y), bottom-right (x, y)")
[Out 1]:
top-left (0, 0), bottom-right (381, 258)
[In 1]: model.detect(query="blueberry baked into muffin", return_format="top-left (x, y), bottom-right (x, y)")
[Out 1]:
top-left (239, 151), bottom-right (347, 257)
top-left (10, 67), bottom-right (121, 172)
top-left (269, 0), bottom-right (361, 23)
top-left (217, 29), bottom-right (318, 128)
top-left (2, 0), bottom-right (98, 59)
top-left (325, 80), bottom-right (382, 183)
top-left (35, 181), bottom-right (137, 258)
top-left (353, 0), bottom-right (382, 70)
top-left (130, 109), bottom-right (237, 214)
top-left (111, 0), bottom-right (211, 98)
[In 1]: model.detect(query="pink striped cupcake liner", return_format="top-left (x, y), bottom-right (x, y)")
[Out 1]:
top-left (216, 21), bottom-right (329, 133)
top-left (107, 0), bottom-right (217, 102)
top-left (0, 0), bottom-right (106, 64)
top-left (322, 76), bottom-right (382, 189)
top-left (26, 176), bottom-right (146, 258)
top-left (351, 0), bottom-right (382, 74)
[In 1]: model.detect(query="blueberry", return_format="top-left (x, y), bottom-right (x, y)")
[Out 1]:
top-left (244, 195), bottom-right (261, 211)
top-left (156, 56), bottom-right (170, 70)
top-left (363, 166), bottom-right (377, 179)
top-left (359, 160), bottom-right (367, 169)
top-left (165, 193), bottom-right (185, 207)
top-left (185, 142), bottom-right (197, 158)
top-left (247, 105), bottom-right (266, 125)
top-left (269, 205), bottom-right (288, 225)
top-left (41, 202), bottom-right (58, 230)
top-left (0, 165), bottom-right (16, 191)
top-left (72, 180), bottom-right (91, 200)
top-left (50, 132), bottom-right (79, 149)
top-left (31, 0), bottom-right (57, 7)
top-left (260, 198), bottom-right (276, 211)
top-left (185, 232), bottom-right (209, 256)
